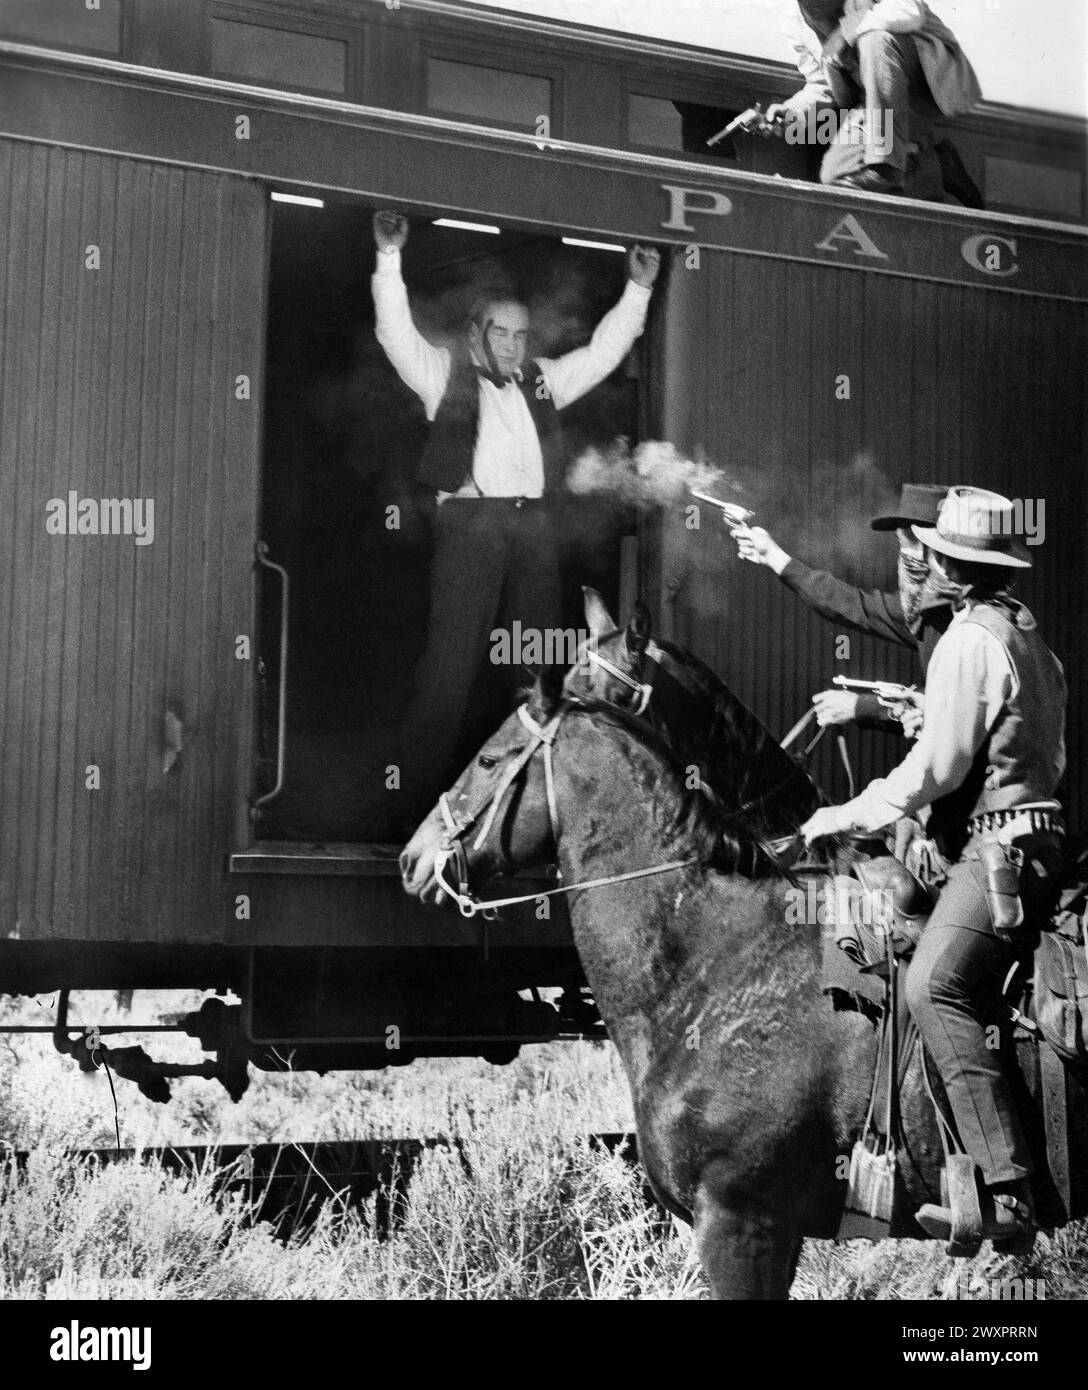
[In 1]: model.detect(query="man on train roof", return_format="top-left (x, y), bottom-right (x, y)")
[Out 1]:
top-left (766, 0), bottom-right (983, 199)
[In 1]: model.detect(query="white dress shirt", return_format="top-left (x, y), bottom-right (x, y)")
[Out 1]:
top-left (830, 605), bottom-right (1023, 835)
top-left (372, 247), bottom-right (651, 499)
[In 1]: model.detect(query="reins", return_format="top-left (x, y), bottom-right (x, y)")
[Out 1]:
top-left (430, 647), bottom-right (844, 916)
top-left (434, 701), bottom-right (699, 918)
top-left (779, 704), bottom-right (856, 800)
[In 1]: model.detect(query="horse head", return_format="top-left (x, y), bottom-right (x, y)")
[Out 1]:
top-left (402, 596), bottom-right (822, 901)
top-left (568, 589), bottom-right (823, 836)
top-left (564, 587), bottom-right (654, 714)
top-left (400, 667), bottom-right (566, 907)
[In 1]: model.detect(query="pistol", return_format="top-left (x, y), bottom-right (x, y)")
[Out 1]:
top-left (707, 103), bottom-right (783, 148)
top-left (833, 676), bottom-right (916, 704)
top-left (689, 488), bottom-right (754, 532)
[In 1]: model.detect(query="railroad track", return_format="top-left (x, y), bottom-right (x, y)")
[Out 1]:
top-left (3, 1135), bottom-right (641, 1231)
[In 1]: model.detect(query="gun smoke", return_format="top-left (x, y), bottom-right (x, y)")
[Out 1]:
top-left (567, 439), bottom-right (742, 508)
top-left (568, 438), bottom-right (903, 586)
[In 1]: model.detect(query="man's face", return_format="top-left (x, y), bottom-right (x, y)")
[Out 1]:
top-left (896, 526), bottom-right (925, 561)
top-left (470, 300), bottom-right (530, 374)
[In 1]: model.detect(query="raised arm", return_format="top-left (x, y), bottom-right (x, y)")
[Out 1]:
top-left (735, 526), bottom-right (914, 648)
top-left (537, 245), bottom-right (659, 411)
top-left (768, 10), bottom-right (835, 120)
top-left (371, 211), bottom-right (451, 420)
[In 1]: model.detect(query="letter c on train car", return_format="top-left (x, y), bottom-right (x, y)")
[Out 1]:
top-left (660, 184), bottom-right (733, 233)
top-left (961, 233), bottom-right (1019, 278)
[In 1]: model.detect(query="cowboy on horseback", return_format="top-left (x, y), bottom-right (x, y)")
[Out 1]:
top-left (801, 486), bottom-right (1067, 1248)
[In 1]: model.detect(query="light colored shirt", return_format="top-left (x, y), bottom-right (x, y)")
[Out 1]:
top-left (784, 2), bottom-right (928, 114)
top-left (372, 247), bottom-right (651, 499)
top-left (830, 605), bottom-right (1017, 835)
top-left (782, 0), bottom-right (980, 119)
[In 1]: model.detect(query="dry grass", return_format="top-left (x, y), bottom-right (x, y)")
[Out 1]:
top-left (0, 991), bottom-right (1084, 1299)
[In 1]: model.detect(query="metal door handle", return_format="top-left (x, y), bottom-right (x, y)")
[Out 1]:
top-left (251, 541), bottom-right (289, 819)
top-left (163, 709), bottom-right (184, 774)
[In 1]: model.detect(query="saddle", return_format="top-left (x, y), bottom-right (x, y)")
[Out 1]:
top-left (830, 853), bottom-right (935, 968)
top-left (824, 832), bottom-right (1088, 1251)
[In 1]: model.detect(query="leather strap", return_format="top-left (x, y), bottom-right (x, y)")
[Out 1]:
top-left (1041, 1039), bottom-right (1072, 1220)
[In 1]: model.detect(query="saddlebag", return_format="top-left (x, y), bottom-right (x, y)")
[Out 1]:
top-left (1034, 856), bottom-right (1088, 1067)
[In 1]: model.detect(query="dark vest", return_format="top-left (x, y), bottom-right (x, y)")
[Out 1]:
top-left (928, 598), bottom-right (1067, 855)
top-left (416, 353), bottom-right (565, 496)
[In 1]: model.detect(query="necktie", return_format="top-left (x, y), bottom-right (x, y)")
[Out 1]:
top-left (474, 364), bottom-right (514, 389)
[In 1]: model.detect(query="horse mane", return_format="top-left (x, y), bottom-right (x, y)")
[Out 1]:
top-left (560, 696), bottom-right (785, 880)
top-left (567, 630), bottom-right (823, 834)
top-left (647, 637), bottom-right (817, 803)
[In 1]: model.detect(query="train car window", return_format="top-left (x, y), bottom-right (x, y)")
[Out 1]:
top-left (628, 95), bottom-right (684, 152)
top-left (984, 156), bottom-right (1085, 222)
top-left (257, 203), bottom-right (639, 843)
top-left (0, 0), bottom-right (122, 53)
top-left (627, 94), bottom-right (741, 162)
top-left (426, 57), bottom-right (552, 132)
top-left (210, 18), bottom-right (348, 95)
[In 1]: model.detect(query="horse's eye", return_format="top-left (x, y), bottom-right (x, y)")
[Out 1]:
top-left (478, 754), bottom-right (498, 769)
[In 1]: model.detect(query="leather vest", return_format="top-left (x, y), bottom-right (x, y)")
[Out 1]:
top-left (928, 598), bottom-right (1067, 854)
top-left (415, 353), bottom-right (565, 496)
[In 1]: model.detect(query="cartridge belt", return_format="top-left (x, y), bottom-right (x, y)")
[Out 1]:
top-left (968, 806), bottom-right (1065, 842)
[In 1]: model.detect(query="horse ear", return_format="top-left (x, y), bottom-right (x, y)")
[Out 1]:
top-left (626, 601), bottom-right (651, 657)
top-left (532, 663), bottom-right (566, 718)
top-left (582, 586), bottom-right (617, 638)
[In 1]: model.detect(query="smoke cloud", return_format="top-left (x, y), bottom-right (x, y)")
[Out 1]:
top-left (567, 438), bottom-right (745, 508)
top-left (567, 437), bottom-right (904, 585)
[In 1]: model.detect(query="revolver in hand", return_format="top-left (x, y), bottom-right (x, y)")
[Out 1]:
top-left (707, 103), bottom-right (784, 148)
top-left (689, 488), bottom-right (755, 534)
top-left (833, 677), bottom-right (924, 740)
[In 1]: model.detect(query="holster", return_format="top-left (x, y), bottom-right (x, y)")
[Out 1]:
top-left (977, 837), bottom-right (1025, 941)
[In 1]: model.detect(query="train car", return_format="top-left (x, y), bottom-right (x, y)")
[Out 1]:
top-left (0, 0), bottom-right (1085, 1098)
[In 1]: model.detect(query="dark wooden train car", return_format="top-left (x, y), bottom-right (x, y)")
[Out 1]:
top-left (0, 0), bottom-right (1085, 1095)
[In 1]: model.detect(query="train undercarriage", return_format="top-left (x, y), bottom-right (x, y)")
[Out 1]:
top-left (0, 940), bottom-right (604, 1102)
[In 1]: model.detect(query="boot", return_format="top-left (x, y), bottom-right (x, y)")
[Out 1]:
top-left (916, 1178), bottom-right (1036, 1255)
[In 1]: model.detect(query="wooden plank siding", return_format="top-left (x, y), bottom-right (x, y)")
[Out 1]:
top-left (0, 140), bottom-right (266, 943)
top-left (655, 248), bottom-right (1087, 824)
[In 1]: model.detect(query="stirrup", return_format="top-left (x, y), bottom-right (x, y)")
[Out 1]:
top-left (918, 1154), bottom-right (984, 1256)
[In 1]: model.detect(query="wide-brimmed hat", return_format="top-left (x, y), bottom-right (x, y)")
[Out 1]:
top-left (870, 483), bottom-right (951, 532)
top-left (912, 486), bottom-right (1032, 568)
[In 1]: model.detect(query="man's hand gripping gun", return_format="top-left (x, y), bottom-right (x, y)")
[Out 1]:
top-left (689, 488), bottom-right (755, 535)
top-left (706, 104), bottom-right (785, 148)
top-left (832, 675), bottom-right (916, 704)
top-left (833, 676), bottom-right (923, 740)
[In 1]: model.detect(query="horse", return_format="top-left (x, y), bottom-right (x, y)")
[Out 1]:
top-left (400, 602), bottom-right (954, 1299)
top-left (399, 588), bottom-right (825, 902)
top-left (564, 588), bottom-right (824, 844)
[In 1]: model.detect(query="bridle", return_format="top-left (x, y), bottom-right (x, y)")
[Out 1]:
top-left (433, 701), bottom-right (699, 918)
top-left (581, 645), bottom-right (653, 715)
top-left (427, 641), bottom-right (843, 915)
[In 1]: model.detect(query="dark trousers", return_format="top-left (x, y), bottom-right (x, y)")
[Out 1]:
top-left (820, 29), bottom-right (944, 197)
top-left (399, 498), bottom-right (561, 814)
top-left (905, 831), bottom-right (1064, 1186)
